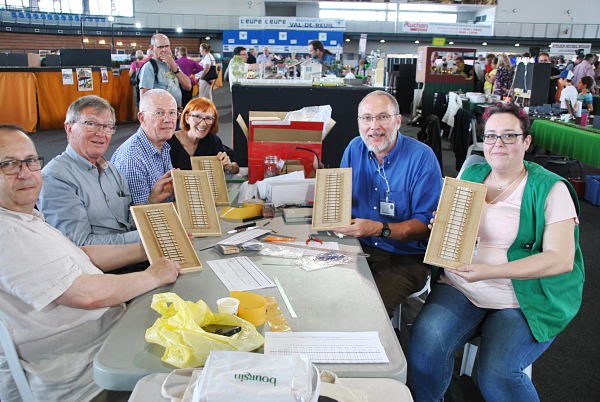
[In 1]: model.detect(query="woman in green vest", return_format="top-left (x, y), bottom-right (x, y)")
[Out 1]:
top-left (408, 103), bottom-right (584, 402)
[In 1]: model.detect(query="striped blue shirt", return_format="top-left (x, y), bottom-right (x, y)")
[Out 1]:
top-left (110, 127), bottom-right (173, 205)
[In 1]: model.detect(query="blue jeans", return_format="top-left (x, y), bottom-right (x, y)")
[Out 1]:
top-left (408, 283), bottom-right (554, 402)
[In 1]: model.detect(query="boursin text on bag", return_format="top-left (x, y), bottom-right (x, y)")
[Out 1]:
top-left (192, 351), bottom-right (320, 402)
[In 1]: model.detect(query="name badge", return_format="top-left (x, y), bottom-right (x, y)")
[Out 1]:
top-left (380, 201), bottom-right (395, 217)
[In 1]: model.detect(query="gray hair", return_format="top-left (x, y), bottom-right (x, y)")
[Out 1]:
top-left (65, 95), bottom-right (115, 124)
top-left (358, 90), bottom-right (400, 115)
top-left (135, 50), bottom-right (144, 60)
top-left (139, 89), bottom-right (176, 112)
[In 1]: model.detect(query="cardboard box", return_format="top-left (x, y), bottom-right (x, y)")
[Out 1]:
top-left (237, 111), bottom-right (335, 183)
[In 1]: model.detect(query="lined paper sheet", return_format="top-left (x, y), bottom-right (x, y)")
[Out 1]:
top-left (207, 256), bottom-right (275, 291)
top-left (264, 332), bottom-right (389, 364)
top-left (217, 229), bottom-right (271, 245)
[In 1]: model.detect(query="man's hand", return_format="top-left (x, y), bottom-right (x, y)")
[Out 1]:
top-left (159, 53), bottom-right (178, 71)
top-left (333, 218), bottom-right (382, 238)
top-left (148, 170), bottom-right (174, 204)
top-left (146, 257), bottom-right (180, 287)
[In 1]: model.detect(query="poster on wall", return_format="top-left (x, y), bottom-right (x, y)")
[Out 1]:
top-left (100, 67), bottom-right (109, 83)
top-left (61, 69), bottom-right (74, 85)
top-left (76, 68), bottom-right (93, 91)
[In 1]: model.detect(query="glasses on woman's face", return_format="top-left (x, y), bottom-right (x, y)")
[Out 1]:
top-left (188, 114), bottom-right (215, 124)
top-left (482, 133), bottom-right (524, 145)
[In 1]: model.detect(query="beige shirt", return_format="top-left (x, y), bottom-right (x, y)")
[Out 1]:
top-left (0, 207), bottom-right (124, 402)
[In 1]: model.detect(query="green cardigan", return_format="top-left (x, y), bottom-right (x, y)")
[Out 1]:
top-left (461, 161), bottom-right (585, 342)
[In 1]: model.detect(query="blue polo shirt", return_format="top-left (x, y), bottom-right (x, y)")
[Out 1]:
top-left (340, 133), bottom-right (442, 255)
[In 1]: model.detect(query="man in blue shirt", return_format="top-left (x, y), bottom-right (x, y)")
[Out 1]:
top-left (111, 89), bottom-right (176, 205)
top-left (308, 40), bottom-right (339, 76)
top-left (336, 90), bottom-right (442, 314)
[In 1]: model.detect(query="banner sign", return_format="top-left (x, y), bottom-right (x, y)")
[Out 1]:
top-left (401, 22), bottom-right (493, 36)
top-left (239, 17), bottom-right (345, 31)
top-left (223, 30), bottom-right (343, 55)
top-left (549, 42), bottom-right (592, 55)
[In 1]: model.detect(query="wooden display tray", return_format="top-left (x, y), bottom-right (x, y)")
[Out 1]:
top-left (424, 177), bottom-right (487, 270)
top-left (311, 168), bottom-right (352, 230)
top-left (130, 203), bottom-right (202, 273)
top-left (172, 169), bottom-right (222, 237)
top-left (190, 156), bottom-right (230, 205)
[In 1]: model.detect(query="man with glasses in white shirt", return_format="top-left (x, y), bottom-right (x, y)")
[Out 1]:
top-left (111, 89), bottom-right (177, 205)
top-left (335, 90), bottom-right (443, 315)
top-left (38, 95), bottom-right (145, 248)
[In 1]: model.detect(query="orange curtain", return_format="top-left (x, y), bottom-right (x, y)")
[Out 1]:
top-left (37, 70), bottom-right (135, 130)
top-left (0, 72), bottom-right (38, 132)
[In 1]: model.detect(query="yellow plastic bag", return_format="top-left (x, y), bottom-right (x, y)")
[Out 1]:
top-left (145, 292), bottom-right (264, 368)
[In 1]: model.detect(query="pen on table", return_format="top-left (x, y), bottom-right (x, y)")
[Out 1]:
top-left (227, 222), bottom-right (256, 234)
top-left (262, 219), bottom-right (272, 227)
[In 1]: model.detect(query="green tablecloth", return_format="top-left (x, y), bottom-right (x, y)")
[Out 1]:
top-left (530, 119), bottom-right (600, 168)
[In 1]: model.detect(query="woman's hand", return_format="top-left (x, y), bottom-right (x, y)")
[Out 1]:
top-left (451, 263), bottom-right (495, 282)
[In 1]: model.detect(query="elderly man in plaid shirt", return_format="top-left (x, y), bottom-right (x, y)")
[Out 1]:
top-left (111, 89), bottom-right (176, 205)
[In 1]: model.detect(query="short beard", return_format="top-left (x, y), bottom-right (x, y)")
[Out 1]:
top-left (361, 130), bottom-right (397, 154)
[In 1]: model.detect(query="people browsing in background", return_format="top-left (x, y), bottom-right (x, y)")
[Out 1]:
top-left (572, 53), bottom-right (596, 89)
top-left (197, 42), bottom-right (217, 101)
top-left (474, 54), bottom-right (486, 92)
top-left (559, 70), bottom-right (579, 115)
top-left (0, 125), bottom-right (180, 402)
top-left (484, 53), bottom-right (496, 75)
top-left (334, 91), bottom-right (443, 315)
top-left (138, 33), bottom-right (191, 109)
top-left (129, 50), bottom-right (148, 79)
top-left (408, 103), bottom-right (584, 402)
top-left (256, 46), bottom-right (274, 66)
top-left (246, 47), bottom-right (257, 64)
top-left (38, 96), bottom-right (141, 247)
top-left (565, 54), bottom-right (583, 72)
top-left (493, 53), bottom-right (515, 99)
top-left (308, 40), bottom-right (338, 75)
top-left (577, 76), bottom-right (594, 114)
top-left (169, 97), bottom-right (239, 174)
top-left (453, 56), bottom-right (474, 79)
top-left (175, 46), bottom-right (203, 108)
top-left (483, 57), bottom-right (498, 96)
top-left (538, 52), bottom-right (562, 104)
top-left (343, 65), bottom-right (356, 79)
top-left (111, 89), bottom-right (177, 205)
top-left (227, 46), bottom-right (249, 89)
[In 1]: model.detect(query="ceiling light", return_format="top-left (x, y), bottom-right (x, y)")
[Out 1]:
top-left (107, 16), bottom-right (115, 22)
top-left (130, 42), bottom-right (137, 47)
top-left (514, 43), bottom-right (520, 47)
top-left (482, 42), bottom-right (488, 46)
top-left (83, 38), bottom-right (89, 43)
top-left (98, 39), bottom-right (106, 45)
top-left (176, 27), bottom-right (183, 33)
top-left (205, 36), bottom-right (211, 41)
top-left (116, 41), bottom-right (123, 46)
top-left (414, 40), bottom-right (420, 44)
top-left (449, 41), bottom-right (454, 45)
top-left (345, 38), bottom-right (350, 43)
top-left (380, 39), bottom-right (385, 43)
top-left (135, 22), bottom-right (142, 29)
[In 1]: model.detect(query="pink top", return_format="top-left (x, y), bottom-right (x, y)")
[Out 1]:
top-left (442, 174), bottom-right (578, 309)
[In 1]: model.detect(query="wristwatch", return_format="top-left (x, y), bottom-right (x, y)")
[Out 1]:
top-left (380, 222), bottom-right (391, 238)
top-left (173, 68), bottom-right (181, 74)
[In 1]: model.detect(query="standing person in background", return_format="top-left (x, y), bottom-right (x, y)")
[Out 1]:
top-left (493, 53), bottom-right (515, 99)
top-left (175, 46), bottom-right (203, 108)
top-left (572, 54), bottom-right (597, 91)
top-left (308, 40), bottom-right (338, 75)
top-left (559, 70), bottom-right (578, 115)
top-left (483, 57), bottom-right (497, 96)
top-left (129, 50), bottom-right (147, 79)
top-left (256, 46), bottom-right (274, 66)
top-left (138, 33), bottom-right (191, 109)
top-left (197, 42), bottom-right (216, 101)
top-left (538, 52), bottom-right (561, 104)
top-left (246, 48), bottom-right (257, 64)
top-left (577, 76), bottom-right (594, 114)
top-left (484, 53), bottom-right (496, 75)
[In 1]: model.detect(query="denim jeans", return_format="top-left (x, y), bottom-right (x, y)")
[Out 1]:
top-left (408, 283), bottom-right (554, 402)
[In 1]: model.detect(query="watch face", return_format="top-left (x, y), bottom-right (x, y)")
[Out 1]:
top-left (382, 228), bottom-right (392, 238)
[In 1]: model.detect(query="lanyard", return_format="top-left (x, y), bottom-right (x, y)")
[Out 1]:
top-left (376, 164), bottom-right (391, 202)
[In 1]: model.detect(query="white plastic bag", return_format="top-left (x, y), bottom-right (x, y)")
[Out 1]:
top-left (192, 351), bottom-right (320, 402)
top-left (284, 105), bottom-right (333, 139)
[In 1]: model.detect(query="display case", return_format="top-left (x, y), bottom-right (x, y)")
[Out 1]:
top-left (416, 46), bottom-right (477, 83)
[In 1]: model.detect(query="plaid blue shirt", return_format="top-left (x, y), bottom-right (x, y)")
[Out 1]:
top-left (110, 127), bottom-right (173, 205)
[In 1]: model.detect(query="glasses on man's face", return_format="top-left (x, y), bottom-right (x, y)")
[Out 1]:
top-left (483, 133), bottom-right (524, 145)
top-left (145, 110), bottom-right (180, 120)
top-left (155, 44), bottom-right (170, 50)
top-left (188, 114), bottom-right (215, 124)
top-left (77, 120), bottom-right (116, 135)
top-left (357, 114), bottom-right (398, 124)
top-left (0, 156), bottom-right (44, 175)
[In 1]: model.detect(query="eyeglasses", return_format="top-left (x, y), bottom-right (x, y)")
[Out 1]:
top-left (357, 114), bottom-right (398, 124)
top-left (77, 120), bottom-right (116, 135)
top-left (0, 156), bottom-right (44, 175)
top-left (145, 110), bottom-right (180, 120)
top-left (155, 44), bottom-right (170, 50)
top-left (483, 133), bottom-right (524, 145)
top-left (188, 114), bottom-right (215, 124)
